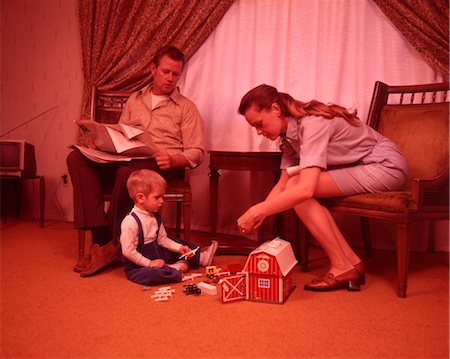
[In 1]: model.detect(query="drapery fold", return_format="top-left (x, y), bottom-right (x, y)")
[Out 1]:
top-left (373, 0), bottom-right (449, 76)
top-left (78, 0), bottom-right (234, 119)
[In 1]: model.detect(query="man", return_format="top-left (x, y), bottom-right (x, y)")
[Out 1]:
top-left (67, 45), bottom-right (205, 277)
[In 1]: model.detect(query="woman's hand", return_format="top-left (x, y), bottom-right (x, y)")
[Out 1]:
top-left (237, 203), bottom-right (266, 234)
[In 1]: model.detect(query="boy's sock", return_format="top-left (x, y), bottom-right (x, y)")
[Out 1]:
top-left (168, 260), bottom-right (190, 273)
top-left (199, 240), bottom-right (218, 266)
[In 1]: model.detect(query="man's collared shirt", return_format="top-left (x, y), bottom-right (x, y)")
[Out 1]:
top-left (119, 84), bottom-right (205, 168)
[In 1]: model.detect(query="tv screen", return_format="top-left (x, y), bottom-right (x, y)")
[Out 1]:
top-left (0, 140), bottom-right (36, 177)
top-left (0, 142), bottom-right (20, 168)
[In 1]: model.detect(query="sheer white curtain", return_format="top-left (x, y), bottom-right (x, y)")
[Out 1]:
top-left (176, 0), bottom-right (446, 250)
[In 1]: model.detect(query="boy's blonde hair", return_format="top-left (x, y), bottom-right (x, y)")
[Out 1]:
top-left (126, 169), bottom-right (167, 201)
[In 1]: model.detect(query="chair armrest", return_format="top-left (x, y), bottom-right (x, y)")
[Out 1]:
top-left (411, 174), bottom-right (449, 209)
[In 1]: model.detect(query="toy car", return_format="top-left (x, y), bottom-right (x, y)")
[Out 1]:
top-left (183, 283), bottom-right (201, 295)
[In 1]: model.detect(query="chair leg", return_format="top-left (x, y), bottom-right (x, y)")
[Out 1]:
top-left (14, 178), bottom-right (22, 219)
top-left (396, 223), bottom-right (412, 298)
top-left (175, 202), bottom-right (182, 238)
top-left (183, 201), bottom-right (191, 243)
top-left (426, 221), bottom-right (435, 252)
top-left (360, 217), bottom-right (372, 257)
top-left (299, 220), bottom-right (309, 272)
top-left (78, 230), bottom-right (86, 259)
top-left (291, 213), bottom-right (300, 261)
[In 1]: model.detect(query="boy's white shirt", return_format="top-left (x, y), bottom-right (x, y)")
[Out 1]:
top-left (120, 205), bottom-right (183, 267)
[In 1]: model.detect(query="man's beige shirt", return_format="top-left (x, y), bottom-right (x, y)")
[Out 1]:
top-left (119, 85), bottom-right (205, 168)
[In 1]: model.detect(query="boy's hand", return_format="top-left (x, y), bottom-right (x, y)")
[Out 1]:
top-left (179, 245), bottom-right (195, 259)
top-left (149, 259), bottom-right (165, 268)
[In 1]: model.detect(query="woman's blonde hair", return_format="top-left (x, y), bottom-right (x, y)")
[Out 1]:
top-left (126, 169), bottom-right (167, 201)
top-left (238, 84), bottom-right (360, 125)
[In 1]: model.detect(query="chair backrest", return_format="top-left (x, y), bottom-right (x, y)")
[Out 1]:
top-left (90, 87), bottom-right (133, 123)
top-left (367, 82), bottom-right (449, 185)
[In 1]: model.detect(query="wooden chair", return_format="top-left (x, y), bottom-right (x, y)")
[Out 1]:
top-left (77, 87), bottom-right (192, 261)
top-left (299, 81), bottom-right (449, 298)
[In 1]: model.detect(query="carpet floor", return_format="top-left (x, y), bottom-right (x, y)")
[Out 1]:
top-left (1, 219), bottom-right (448, 359)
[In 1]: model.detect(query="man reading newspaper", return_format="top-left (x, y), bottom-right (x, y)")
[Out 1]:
top-left (67, 46), bottom-right (205, 277)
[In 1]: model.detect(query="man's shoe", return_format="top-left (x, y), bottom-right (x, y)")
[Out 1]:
top-left (80, 241), bottom-right (120, 277)
top-left (199, 240), bottom-right (218, 266)
top-left (73, 255), bottom-right (91, 273)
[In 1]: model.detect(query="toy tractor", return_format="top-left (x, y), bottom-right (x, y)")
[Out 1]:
top-left (205, 265), bottom-right (230, 283)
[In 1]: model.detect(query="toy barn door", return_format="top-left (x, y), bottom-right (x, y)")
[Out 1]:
top-left (221, 273), bottom-right (247, 303)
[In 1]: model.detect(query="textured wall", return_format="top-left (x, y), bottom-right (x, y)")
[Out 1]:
top-left (1, 0), bottom-right (83, 222)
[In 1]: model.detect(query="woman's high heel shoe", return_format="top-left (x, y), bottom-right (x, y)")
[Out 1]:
top-left (354, 262), bottom-right (366, 285)
top-left (304, 268), bottom-right (361, 292)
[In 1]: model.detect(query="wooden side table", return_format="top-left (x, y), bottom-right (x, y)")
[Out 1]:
top-left (209, 151), bottom-right (282, 254)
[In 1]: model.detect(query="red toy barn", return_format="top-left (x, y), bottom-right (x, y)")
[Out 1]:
top-left (243, 237), bottom-right (297, 304)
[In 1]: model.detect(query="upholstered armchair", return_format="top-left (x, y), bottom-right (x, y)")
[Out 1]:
top-left (300, 81), bottom-right (449, 298)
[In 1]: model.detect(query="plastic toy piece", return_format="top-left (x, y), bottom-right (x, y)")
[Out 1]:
top-left (205, 265), bottom-right (222, 279)
top-left (151, 286), bottom-right (175, 301)
top-left (197, 281), bottom-right (217, 295)
top-left (154, 296), bottom-right (169, 302)
top-left (179, 246), bottom-right (200, 260)
top-left (219, 273), bottom-right (247, 303)
top-left (183, 283), bottom-right (202, 296)
top-left (181, 273), bottom-right (202, 281)
top-left (205, 265), bottom-right (230, 282)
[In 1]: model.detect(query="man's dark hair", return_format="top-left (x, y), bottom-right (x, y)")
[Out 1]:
top-left (152, 45), bottom-right (185, 68)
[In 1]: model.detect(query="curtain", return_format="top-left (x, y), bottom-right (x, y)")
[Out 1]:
top-left (78, 0), bottom-right (234, 119)
top-left (373, 0), bottom-right (449, 76)
top-left (177, 0), bottom-right (446, 251)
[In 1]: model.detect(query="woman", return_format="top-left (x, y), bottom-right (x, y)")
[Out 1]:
top-left (237, 84), bottom-right (408, 292)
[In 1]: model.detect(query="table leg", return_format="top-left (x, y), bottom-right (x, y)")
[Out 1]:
top-left (39, 176), bottom-right (45, 228)
top-left (209, 168), bottom-right (219, 239)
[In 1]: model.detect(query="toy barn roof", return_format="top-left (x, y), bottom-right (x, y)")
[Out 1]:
top-left (245, 237), bottom-right (298, 276)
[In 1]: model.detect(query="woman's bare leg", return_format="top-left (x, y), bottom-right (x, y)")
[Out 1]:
top-left (294, 198), bottom-right (356, 276)
top-left (286, 172), bottom-right (362, 275)
top-left (321, 207), bottom-right (362, 266)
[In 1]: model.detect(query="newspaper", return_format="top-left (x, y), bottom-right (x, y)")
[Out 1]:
top-left (75, 120), bottom-right (158, 161)
top-left (71, 145), bottom-right (151, 163)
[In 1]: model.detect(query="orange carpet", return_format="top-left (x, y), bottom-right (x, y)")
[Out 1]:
top-left (1, 220), bottom-right (448, 359)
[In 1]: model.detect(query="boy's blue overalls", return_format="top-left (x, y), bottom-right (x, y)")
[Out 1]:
top-left (121, 212), bottom-right (200, 286)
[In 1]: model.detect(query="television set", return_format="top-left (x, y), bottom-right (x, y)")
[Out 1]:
top-left (0, 140), bottom-right (37, 178)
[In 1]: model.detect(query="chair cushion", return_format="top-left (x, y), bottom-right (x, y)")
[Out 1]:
top-left (322, 191), bottom-right (414, 213)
